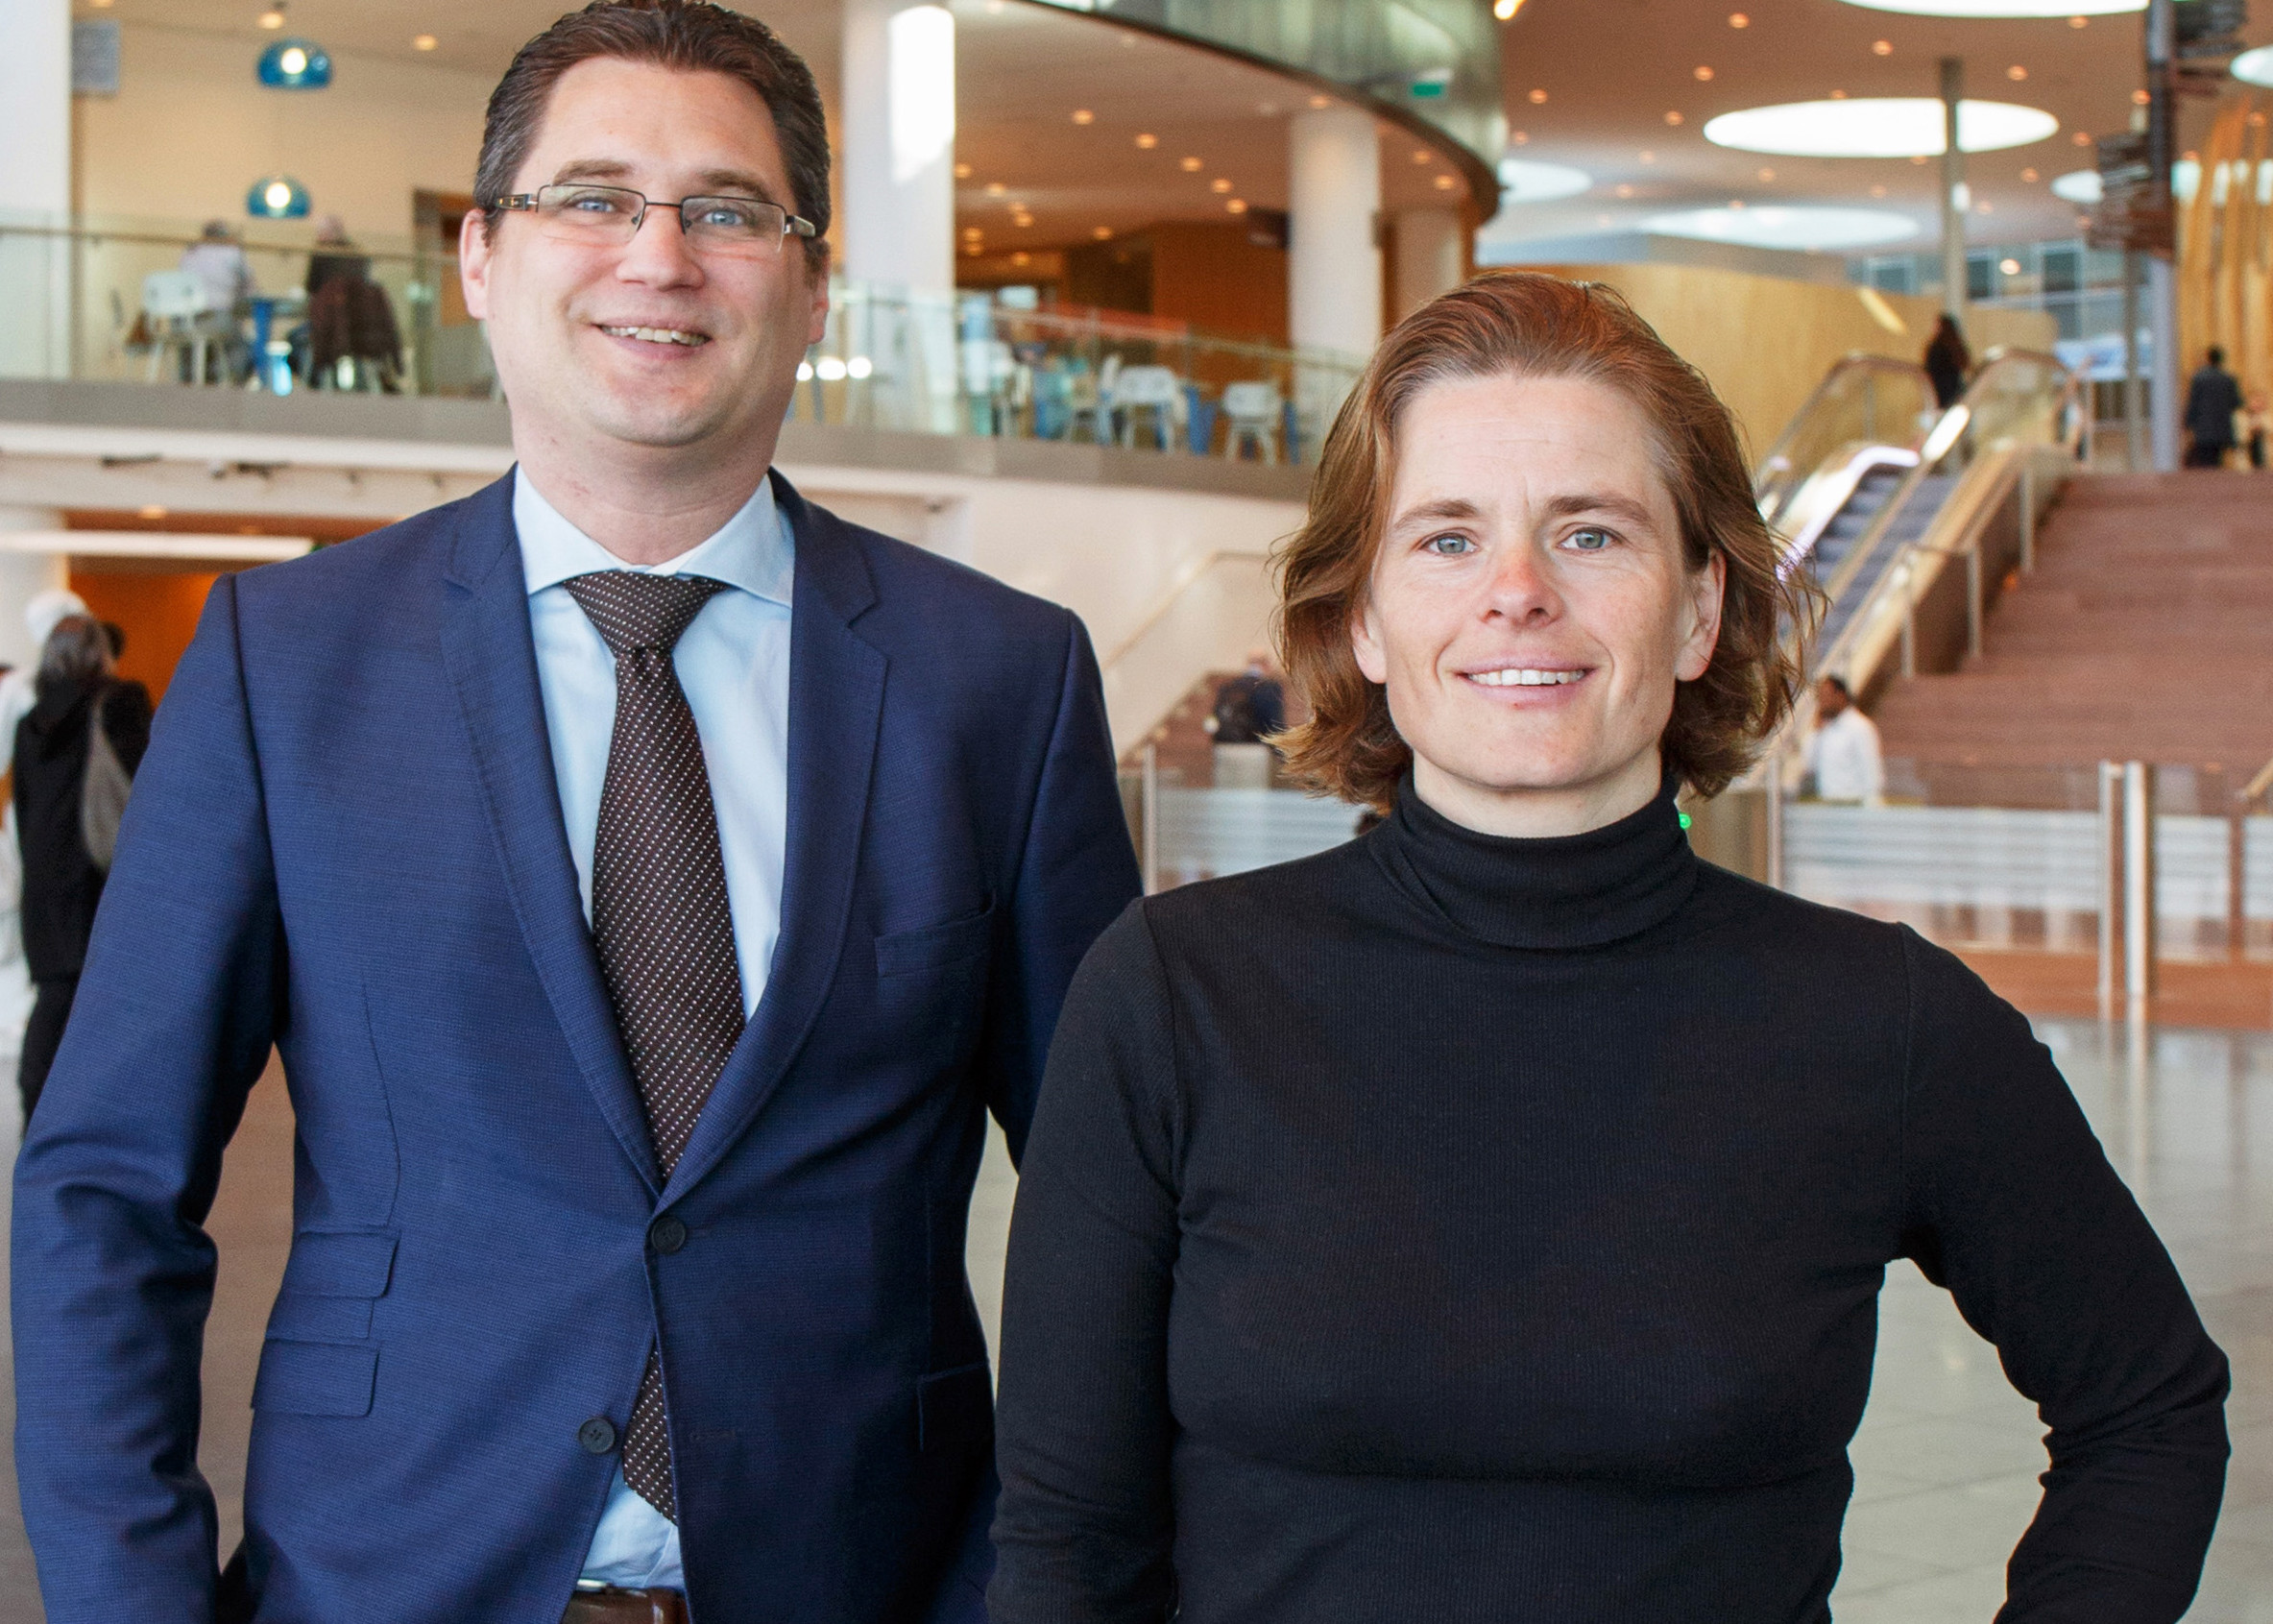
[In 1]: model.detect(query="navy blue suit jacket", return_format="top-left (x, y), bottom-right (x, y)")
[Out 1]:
top-left (12, 473), bottom-right (1141, 1623)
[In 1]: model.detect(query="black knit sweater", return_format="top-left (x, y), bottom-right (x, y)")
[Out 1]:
top-left (989, 775), bottom-right (2228, 1624)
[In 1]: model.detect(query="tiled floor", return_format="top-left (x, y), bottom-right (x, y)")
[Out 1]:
top-left (0, 1017), bottom-right (2265, 1619)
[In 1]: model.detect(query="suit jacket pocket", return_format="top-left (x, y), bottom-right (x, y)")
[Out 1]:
top-left (875, 902), bottom-right (995, 981)
top-left (916, 1361), bottom-right (994, 1452)
top-left (252, 1340), bottom-right (378, 1418)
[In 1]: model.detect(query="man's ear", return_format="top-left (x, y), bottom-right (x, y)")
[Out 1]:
top-left (459, 208), bottom-right (493, 323)
top-left (804, 240), bottom-right (833, 348)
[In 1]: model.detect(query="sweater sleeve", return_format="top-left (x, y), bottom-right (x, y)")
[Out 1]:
top-left (1898, 932), bottom-right (2228, 1621)
top-left (988, 903), bottom-right (1181, 1624)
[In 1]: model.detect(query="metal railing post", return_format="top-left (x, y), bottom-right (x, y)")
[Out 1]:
top-left (1140, 742), bottom-right (1160, 896)
top-left (1965, 547), bottom-right (1983, 661)
top-left (2124, 761), bottom-right (2156, 1015)
top-left (2099, 760), bottom-right (2120, 1018)
top-left (2019, 463), bottom-right (2037, 572)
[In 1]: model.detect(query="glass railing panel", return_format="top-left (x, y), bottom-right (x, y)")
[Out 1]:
top-left (1753, 358), bottom-right (1937, 532)
top-left (0, 209), bottom-right (1362, 467)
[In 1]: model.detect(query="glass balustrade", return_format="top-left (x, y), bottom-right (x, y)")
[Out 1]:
top-left (0, 208), bottom-right (1361, 467)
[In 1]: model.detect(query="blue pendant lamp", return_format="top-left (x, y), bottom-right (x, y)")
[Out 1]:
top-left (256, 37), bottom-right (332, 88)
top-left (247, 175), bottom-right (312, 218)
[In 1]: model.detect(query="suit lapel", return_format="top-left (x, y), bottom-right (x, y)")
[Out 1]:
top-left (438, 475), bottom-right (661, 1194)
top-left (665, 476), bottom-right (883, 1201)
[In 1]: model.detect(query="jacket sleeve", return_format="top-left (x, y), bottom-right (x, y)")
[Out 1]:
top-left (977, 609), bottom-right (1142, 1166)
top-left (1898, 932), bottom-right (2228, 1622)
top-left (12, 575), bottom-right (284, 1621)
top-left (988, 904), bottom-right (1180, 1624)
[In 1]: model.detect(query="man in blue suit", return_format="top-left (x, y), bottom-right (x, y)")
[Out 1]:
top-left (12, 4), bottom-right (1139, 1620)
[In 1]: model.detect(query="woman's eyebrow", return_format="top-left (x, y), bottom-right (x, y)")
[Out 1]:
top-left (1542, 492), bottom-right (1656, 527)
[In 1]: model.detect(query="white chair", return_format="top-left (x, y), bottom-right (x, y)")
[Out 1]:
top-left (1221, 380), bottom-right (1283, 463)
top-left (140, 270), bottom-right (221, 386)
top-left (1066, 352), bottom-right (1120, 444)
top-left (1113, 364), bottom-right (1186, 451)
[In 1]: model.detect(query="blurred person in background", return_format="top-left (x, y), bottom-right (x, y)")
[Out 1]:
top-left (2244, 390), bottom-right (2267, 472)
top-left (0, 590), bottom-right (91, 1100)
top-left (178, 221), bottom-right (254, 383)
top-left (303, 214), bottom-right (370, 305)
top-left (2184, 347), bottom-right (2243, 470)
top-left (1207, 648), bottom-right (1285, 788)
top-left (990, 272), bottom-right (2227, 1624)
top-left (1803, 674), bottom-right (1883, 805)
top-left (1923, 312), bottom-right (1970, 410)
top-left (12, 615), bottom-right (150, 1122)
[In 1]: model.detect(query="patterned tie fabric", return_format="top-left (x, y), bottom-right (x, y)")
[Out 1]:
top-left (564, 570), bottom-right (746, 1524)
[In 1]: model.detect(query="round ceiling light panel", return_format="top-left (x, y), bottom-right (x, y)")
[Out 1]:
top-left (1705, 98), bottom-right (2058, 158)
top-left (1494, 158), bottom-right (1593, 203)
top-left (2233, 45), bottom-right (2273, 86)
top-left (1836, 0), bottom-right (2139, 13)
top-left (2050, 169), bottom-right (2102, 204)
top-left (1643, 205), bottom-right (1921, 251)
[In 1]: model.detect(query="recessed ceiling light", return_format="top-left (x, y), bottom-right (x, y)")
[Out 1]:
top-left (2020, 166), bottom-right (2039, 181)
top-left (2069, 12), bottom-right (2089, 22)
top-left (258, 7), bottom-right (286, 27)
top-left (1210, 178), bottom-right (1232, 192)
top-left (412, 33), bottom-right (437, 49)
top-left (2131, 87), bottom-right (2150, 104)
top-left (138, 504), bottom-right (168, 520)
top-left (1179, 156), bottom-right (1203, 171)
top-left (1665, 110), bottom-right (1685, 125)
top-left (1414, 149), bottom-right (1433, 163)
top-left (1696, 65), bottom-right (1715, 81)
top-left (1309, 94), bottom-right (1331, 109)
top-left (1704, 98), bottom-right (2058, 158)
top-left (1094, 226), bottom-right (1112, 239)
top-left (1729, 11), bottom-right (1751, 24)
top-left (1615, 182), bottom-right (1637, 197)
top-left (1999, 256), bottom-right (2021, 274)
top-left (1758, 166), bottom-right (1777, 181)
top-left (1512, 131), bottom-right (1530, 144)
top-left (1529, 88), bottom-right (1549, 104)
top-left (1226, 199), bottom-right (1249, 214)
top-left (954, 162), bottom-right (972, 178)
top-left (1072, 109), bottom-right (1094, 125)
top-left (1873, 38), bottom-right (1894, 54)
top-left (2235, 45), bottom-right (2273, 85)
top-left (985, 182), bottom-right (1005, 195)
top-left (2071, 130), bottom-right (2093, 144)
top-left (1135, 133), bottom-right (1157, 149)
top-left (1870, 182), bottom-right (1888, 196)
top-left (1494, 158), bottom-right (1593, 202)
top-left (1830, 89), bottom-right (1849, 99)
top-left (1434, 174), bottom-right (1458, 190)
top-left (1645, 204), bottom-right (1920, 249)
top-left (962, 226), bottom-right (983, 237)
top-left (1839, 0), bottom-right (2137, 12)
top-left (1494, 0), bottom-right (1526, 16)
top-left (2007, 64), bottom-right (2028, 80)
top-left (1013, 252), bottom-right (1030, 266)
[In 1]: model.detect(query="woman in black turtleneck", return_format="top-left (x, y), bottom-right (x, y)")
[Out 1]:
top-left (988, 274), bottom-right (2227, 1624)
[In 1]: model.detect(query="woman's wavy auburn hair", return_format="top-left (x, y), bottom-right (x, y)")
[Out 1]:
top-left (1274, 271), bottom-right (1811, 812)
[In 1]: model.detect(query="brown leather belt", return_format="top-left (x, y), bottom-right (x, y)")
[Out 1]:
top-left (562, 1586), bottom-right (689, 1623)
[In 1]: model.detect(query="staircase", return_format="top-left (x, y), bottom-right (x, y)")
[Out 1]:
top-left (1871, 472), bottom-right (2273, 794)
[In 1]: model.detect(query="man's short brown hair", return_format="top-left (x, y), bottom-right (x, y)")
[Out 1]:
top-left (1273, 271), bottom-right (1812, 812)
top-left (473, 0), bottom-right (831, 268)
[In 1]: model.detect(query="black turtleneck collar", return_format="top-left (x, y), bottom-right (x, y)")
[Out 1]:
top-left (1369, 769), bottom-right (1698, 951)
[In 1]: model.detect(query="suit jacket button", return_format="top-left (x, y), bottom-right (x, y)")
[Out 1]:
top-left (578, 1417), bottom-right (618, 1455)
top-left (649, 1216), bottom-right (688, 1255)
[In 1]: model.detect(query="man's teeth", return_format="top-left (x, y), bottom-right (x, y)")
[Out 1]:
top-left (601, 326), bottom-right (707, 346)
top-left (1469, 667), bottom-right (1584, 688)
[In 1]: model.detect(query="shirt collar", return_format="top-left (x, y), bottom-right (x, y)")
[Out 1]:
top-left (514, 467), bottom-right (794, 606)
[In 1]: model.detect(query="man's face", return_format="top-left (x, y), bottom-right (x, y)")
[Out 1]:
top-left (460, 57), bottom-right (829, 462)
top-left (1817, 679), bottom-right (1850, 719)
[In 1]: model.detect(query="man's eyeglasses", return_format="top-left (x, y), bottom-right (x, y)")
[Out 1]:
top-left (488, 184), bottom-right (818, 260)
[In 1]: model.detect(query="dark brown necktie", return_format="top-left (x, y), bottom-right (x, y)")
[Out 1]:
top-left (564, 570), bottom-right (745, 1523)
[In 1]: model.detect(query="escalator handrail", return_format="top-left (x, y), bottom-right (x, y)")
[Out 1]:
top-left (1809, 348), bottom-right (2080, 659)
top-left (1753, 352), bottom-right (1936, 515)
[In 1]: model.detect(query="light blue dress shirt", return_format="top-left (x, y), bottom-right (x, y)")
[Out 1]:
top-left (514, 469), bottom-right (795, 1591)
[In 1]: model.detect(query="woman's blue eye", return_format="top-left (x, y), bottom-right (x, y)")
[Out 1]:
top-left (1565, 528), bottom-right (1613, 552)
top-left (1423, 533), bottom-right (1474, 555)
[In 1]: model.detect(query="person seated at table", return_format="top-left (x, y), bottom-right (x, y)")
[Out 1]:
top-left (176, 222), bottom-right (253, 383)
top-left (988, 270), bottom-right (2229, 1624)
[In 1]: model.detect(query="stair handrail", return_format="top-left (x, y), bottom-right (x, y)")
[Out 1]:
top-left (1753, 353), bottom-right (1936, 527)
top-left (2241, 752), bottom-right (2273, 806)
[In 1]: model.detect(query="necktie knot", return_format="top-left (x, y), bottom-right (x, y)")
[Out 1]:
top-left (563, 570), bottom-right (728, 659)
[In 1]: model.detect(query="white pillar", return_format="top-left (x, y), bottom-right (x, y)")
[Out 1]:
top-left (1938, 58), bottom-right (1967, 321)
top-left (1289, 107), bottom-right (1383, 358)
top-left (840, 0), bottom-right (955, 298)
top-left (1390, 206), bottom-right (1463, 327)
top-left (0, 0), bottom-right (73, 378)
top-left (0, 510), bottom-right (70, 673)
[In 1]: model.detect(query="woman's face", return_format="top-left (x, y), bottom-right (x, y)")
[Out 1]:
top-left (1351, 371), bottom-right (1724, 837)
